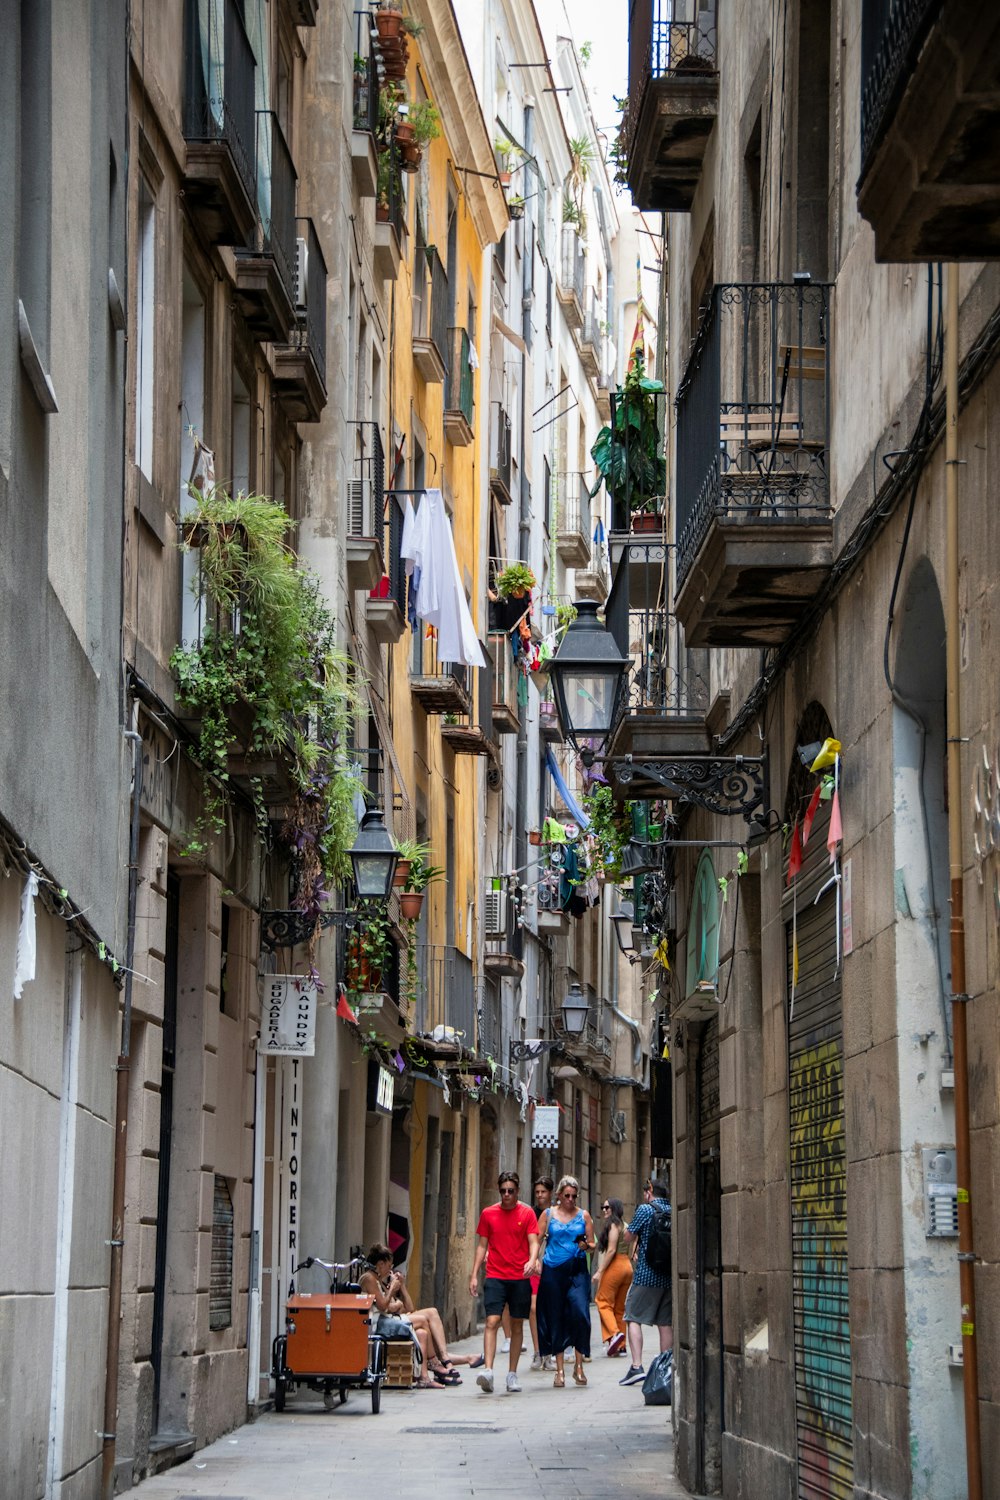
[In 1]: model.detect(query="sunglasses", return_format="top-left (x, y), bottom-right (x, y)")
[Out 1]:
top-left (563, 1190), bottom-right (578, 1198)
top-left (500, 1186), bottom-right (517, 1195)
top-left (601, 1203), bottom-right (611, 1210)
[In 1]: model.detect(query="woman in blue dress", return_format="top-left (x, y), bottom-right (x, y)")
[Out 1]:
top-left (533, 1175), bottom-right (595, 1386)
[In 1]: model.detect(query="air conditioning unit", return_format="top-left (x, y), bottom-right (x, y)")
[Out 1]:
top-left (295, 236), bottom-right (309, 307)
top-left (536, 879), bottom-right (560, 912)
top-left (347, 477), bottom-right (375, 536)
top-left (484, 885), bottom-right (508, 937)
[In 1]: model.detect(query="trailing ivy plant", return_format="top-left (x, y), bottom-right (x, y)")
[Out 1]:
top-left (582, 783), bottom-right (632, 881)
top-left (171, 487), bottom-right (363, 908)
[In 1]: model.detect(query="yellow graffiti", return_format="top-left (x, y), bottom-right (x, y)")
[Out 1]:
top-left (789, 1040), bottom-right (846, 1226)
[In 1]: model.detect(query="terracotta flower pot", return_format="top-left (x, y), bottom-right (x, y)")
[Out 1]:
top-left (393, 858), bottom-right (412, 888)
top-left (399, 891), bottom-right (424, 919)
top-left (394, 120), bottom-right (415, 145)
top-left (375, 8), bottom-right (403, 42)
top-left (631, 510), bottom-right (661, 533)
top-left (529, 830), bottom-right (542, 847)
top-left (376, 202), bottom-right (390, 222)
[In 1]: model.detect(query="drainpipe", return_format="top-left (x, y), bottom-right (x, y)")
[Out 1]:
top-left (609, 1003), bottom-right (644, 1079)
top-left (101, 726), bottom-right (143, 1500)
top-left (515, 101), bottom-right (534, 989)
top-left (944, 263), bottom-right (982, 1500)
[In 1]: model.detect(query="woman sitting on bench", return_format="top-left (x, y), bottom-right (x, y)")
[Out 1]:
top-left (360, 1244), bottom-right (464, 1386)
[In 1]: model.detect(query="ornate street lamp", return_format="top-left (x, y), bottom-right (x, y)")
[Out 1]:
top-left (349, 807), bottom-right (399, 901)
top-left (560, 981), bottom-right (591, 1037)
top-left (548, 600), bottom-right (629, 765)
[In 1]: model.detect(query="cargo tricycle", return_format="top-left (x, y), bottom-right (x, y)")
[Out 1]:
top-left (270, 1255), bottom-right (387, 1413)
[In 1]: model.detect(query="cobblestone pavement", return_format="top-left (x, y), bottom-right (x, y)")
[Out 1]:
top-left (128, 1316), bottom-right (694, 1500)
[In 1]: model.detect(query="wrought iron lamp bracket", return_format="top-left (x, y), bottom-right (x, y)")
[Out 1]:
top-left (509, 1037), bottom-right (565, 1066)
top-left (613, 753), bottom-right (766, 819)
top-left (260, 901), bottom-right (384, 952)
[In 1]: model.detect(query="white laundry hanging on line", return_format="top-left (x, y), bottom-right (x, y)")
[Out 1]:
top-left (13, 870), bottom-right (38, 998)
top-left (400, 488), bottom-right (486, 668)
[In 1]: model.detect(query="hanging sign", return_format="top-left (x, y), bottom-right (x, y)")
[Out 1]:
top-left (532, 1104), bottom-right (560, 1150)
top-left (367, 1059), bottom-right (395, 1116)
top-left (259, 975), bottom-right (318, 1055)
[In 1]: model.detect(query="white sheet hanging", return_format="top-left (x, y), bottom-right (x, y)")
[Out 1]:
top-left (400, 489), bottom-right (486, 668)
top-left (13, 871), bottom-right (38, 999)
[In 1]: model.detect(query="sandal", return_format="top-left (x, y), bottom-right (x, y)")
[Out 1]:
top-left (429, 1362), bottom-right (461, 1384)
top-left (553, 1371), bottom-right (565, 1388)
top-left (573, 1366), bottom-right (587, 1386)
top-left (417, 1377), bottom-right (447, 1389)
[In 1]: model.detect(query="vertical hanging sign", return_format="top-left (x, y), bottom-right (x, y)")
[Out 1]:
top-left (258, 975), bottom-right (318, 1055)
top-left (282, 1057), bottom-right (303, 1268)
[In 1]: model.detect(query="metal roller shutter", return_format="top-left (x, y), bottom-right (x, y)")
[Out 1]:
top-left (785, 801), bottom-right (853, 1499)
top-left (210, 1175), bottom-right (234, 1331)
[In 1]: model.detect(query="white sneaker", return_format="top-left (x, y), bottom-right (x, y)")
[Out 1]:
top-left (476, 1368), bottom-right (495, 1394)
top-left (530, 1353), bottom-right (542, 1371)
top-left (542, 1355), bottom-right (556, 1372)
top-left (506, 1371), bottom-right (521, 1393)
top-left (500, 1337), bottom-right (511, 1353)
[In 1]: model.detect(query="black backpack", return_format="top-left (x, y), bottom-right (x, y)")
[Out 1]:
top-left (644, 1201), bottom-right (672, 1277)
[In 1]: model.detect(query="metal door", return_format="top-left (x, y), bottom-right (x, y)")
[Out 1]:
top-left (785, 802), bottom-right (852, 1498)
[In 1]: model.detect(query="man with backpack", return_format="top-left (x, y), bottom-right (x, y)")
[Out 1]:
top-left (618, 1178), bottom-right (673, 1387)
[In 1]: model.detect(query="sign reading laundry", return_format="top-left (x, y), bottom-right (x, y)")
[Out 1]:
top-left (259, 975), bottom-right (318, 1055)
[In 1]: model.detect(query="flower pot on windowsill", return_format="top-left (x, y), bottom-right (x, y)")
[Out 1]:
top-left (399, 890), bottom-right (424, 919)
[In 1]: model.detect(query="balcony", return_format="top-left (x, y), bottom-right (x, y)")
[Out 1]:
top-left (444, 328), bottom-right (475, 446)
top-left (625, 0), bottom-right (718, 212)
top-left (440, 664), bottom-right (497, 759)
top-left (539, 698), bottom-right (562, 743)
top-left (234, 112), bottom-right (297, 341)
top-left (858, 0), bottom-right (1000, 259)
top-left (606, 562), bottom-right (710, 798)
top-left (557, 228), bottom-right (585, 328)
top-left (414, 945), bottom-right (477, 1052)
top-left (346, 421), bottom-right (385, 591)
top-left (374, 148), bottom-right (405, 280)
top-left (489, 404), bottom-right (513, 506)
top-left (182, 0), bottom-right (257, 246)
top-left (577, 294), bottom-right (602, 380)
top-left (350, 10), bottom-right (379, 197)
top-left (484, 883), bottom-right (524, 981)
top-left (674, 281), bottom-right (834, 649)
top-left (575, 546), bottom-right (610, 603)
top-left (273, 218), bottom-right (328, 422)
top-left (555, 473), bottom-right (593, 569)
top-left (366, 488), bottom-right (408, 644)
top-left (412, 248), bottom-right (449, 383)
top-left (410, 636), bottom-right (473, 716)
top-left (488, 632), bottom-right (520, 734)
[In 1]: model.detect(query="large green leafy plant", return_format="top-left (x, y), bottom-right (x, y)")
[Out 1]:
top-left (171, 489), bottom-right (362, 914)
top-left (590, 351), bottom-right (667, 517)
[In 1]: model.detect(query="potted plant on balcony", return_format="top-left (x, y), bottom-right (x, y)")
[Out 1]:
top-left (347, 909), bottom-right (393, 1005)
top-left (400, 853), bottom-right (444, 919)
top-left (506, 194), bottom-right (525, 220)
top-left (494, 135), bottom-right (523, 187)
top-left (495, 561), bottom-right (536, 600)
top-left (590, 349), bottom-right (666, 529)
top-left (410, 100), bottom-right (440, 148)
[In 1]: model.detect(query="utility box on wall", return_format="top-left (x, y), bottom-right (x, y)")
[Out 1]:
top-left (922, 1147), bottom-right (959, 1237)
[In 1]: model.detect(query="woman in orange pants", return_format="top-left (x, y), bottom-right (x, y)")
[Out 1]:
top-left (592, 1197), bottom-right (632, 1355)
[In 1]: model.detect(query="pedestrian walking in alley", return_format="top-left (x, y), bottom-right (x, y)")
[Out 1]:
top-left (534, 1175), bottom-right (595, 1387)
top-left (592, 1196), bottom-right (632, 1355)
top-left (619, 1179), bottom-right (672, 1387)
top-left (469, 1171), bottom-right (539, 1394)
top-left (528, 1176), bottom-right (554, 1368)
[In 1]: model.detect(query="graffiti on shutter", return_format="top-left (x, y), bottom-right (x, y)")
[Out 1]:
top-left (787, 869), bottom-right (852, 1500)
top-left (698, 1014), bottom-right (720, 1148)
top-left (210, 1175), bottom-right (234, 1331)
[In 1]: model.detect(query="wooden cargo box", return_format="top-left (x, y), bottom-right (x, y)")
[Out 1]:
top-left (285, 1293), bottom-right (373, 1375)
top-left (384, 1339), bottom-right (416, 1389)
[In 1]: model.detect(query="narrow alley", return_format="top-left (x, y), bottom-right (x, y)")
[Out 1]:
top-left (124, 1320), bottom-right (688, 1500)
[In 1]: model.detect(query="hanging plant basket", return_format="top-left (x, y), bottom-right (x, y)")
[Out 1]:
top-left (399, 891), bottom-right (425, 919)
top-left (375, 7), bottom-right (403, 42)
top-left (394, 119), bottom-right (415, 145)
top-left (399, 142), bottom-right (422, 173)
top-left (393, 858), bottom-right (412, 889)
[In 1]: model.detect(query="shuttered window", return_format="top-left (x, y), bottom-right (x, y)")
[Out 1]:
top-left (210, 1175), bottom-right (234, 1331)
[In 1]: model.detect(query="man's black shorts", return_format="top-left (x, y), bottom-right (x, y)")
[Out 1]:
top-left (483, 1276), bottom-right (531, 1319)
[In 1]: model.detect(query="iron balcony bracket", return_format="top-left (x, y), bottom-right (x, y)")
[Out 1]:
top-left (613, 752), bottom-right (766, 819)
top-left (509, 1037), bottom-right (565, 1066)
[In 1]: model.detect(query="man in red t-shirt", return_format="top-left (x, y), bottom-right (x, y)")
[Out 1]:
top-left (469, 1171), bottom-right (539, 1394)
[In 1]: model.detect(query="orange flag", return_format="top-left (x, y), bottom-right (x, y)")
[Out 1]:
top-left (336, 991), bottom-right (358, 1024)
top-left (827, 788), bottom-right (843, 864)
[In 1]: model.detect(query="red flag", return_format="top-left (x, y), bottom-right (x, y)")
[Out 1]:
top-left (827, 789), bottom-right (843, 863)
top-left (336, 991), bottom-right (358, 1024)
top-left (786, 820), bottom-right (803, 886)
top-left (801, 786), bottom-right (822, 847)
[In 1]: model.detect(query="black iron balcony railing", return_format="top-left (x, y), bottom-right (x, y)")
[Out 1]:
top-left (414, 247), bottom-right (450, 373)
top-left (675, 281), bottom-right (831, 587)
top-left (382, 487), bottom-right (407, 616)
top-left (292, 217), bottom-right (327, 389)
top-left (348, 420), bottom-right (385, 536)
top-left (383, 143), bottom-right (405, 240)
top-left (625, 0), bottom-right (718, 162)
top-left (556, 472), bottom-right (593, 541)
top-left (860, 0), bottom-right (938, 171)
top-left (184, 0), bottom-right (257, 205)
top-left (490, 403), bottom-right (513, 504)
top-left (352, 9), bottom-right (380, 135)
top-left (479, 983), bottom-right (503, 1060)
top-left (415, 944), bottom-right (477, 1047)
top-left (445, 327), bottom-right (475, 428)
top-left (250, 111), bottom-right (298, 305)
top-left (559, 227), bottom-right (586, 309)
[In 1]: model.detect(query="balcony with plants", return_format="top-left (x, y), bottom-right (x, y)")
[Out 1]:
top-left (673, 280), bottom-right (834, 648)
top-left (182, 0), bottom-right (258, 246)
top-left (351, 9), bottom-right (380, 196)
top-left (273, 217), bottom-right (328, 423)
top-left (444, 327), bottom-right (475, 446)
top-left (624, 0), bottom-right (718, 212)
top-left (413, 944), bottom-right (478, 1056)
top-left (858, 0), bottom-right (1000, 259)
top-left (346, 420), bottom-right (385, 591)
top-left (234, 111), bottom-right (298, 342)
top-left (591, 352), bottom-right (669, 602)
top-left (488, 631), bottom-right (520, 735)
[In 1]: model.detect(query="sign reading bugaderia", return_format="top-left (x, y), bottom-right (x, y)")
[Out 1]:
top-left (259, 975), bottom-right (318, 1055)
